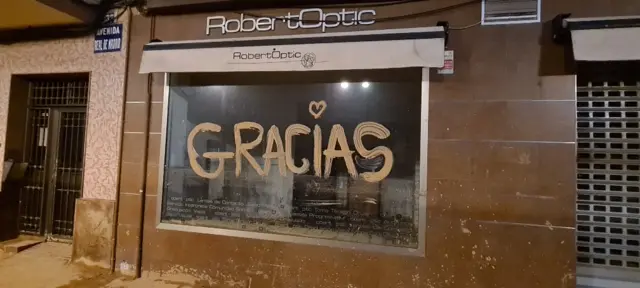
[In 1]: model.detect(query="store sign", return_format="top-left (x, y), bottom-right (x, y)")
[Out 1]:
top-left (94, 24), bottom-right (123, 54)
top-left (206, 8), bottom-right (376, 35)
top-left (231, 48), bottom-right (318, 68)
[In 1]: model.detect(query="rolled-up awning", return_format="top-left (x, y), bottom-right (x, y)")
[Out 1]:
top-left (139, 26), bottom-right (446, 73)
top-left (566, 16), bottom-right (640, 61)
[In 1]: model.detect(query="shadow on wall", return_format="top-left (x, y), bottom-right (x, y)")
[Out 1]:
top-left (0, 75), bottom-right (31, 242)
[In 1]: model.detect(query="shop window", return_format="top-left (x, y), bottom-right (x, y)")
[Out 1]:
top-left (159, 68), bottom-right (426, 254)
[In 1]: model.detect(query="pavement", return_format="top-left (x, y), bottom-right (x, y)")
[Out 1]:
top-left (0, 242), bottom-right (196, 288)
top-left (1, 242), bottom-right (618, 288)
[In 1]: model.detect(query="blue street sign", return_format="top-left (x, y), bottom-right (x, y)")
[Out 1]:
top-left (94, 24), bottom-right (123, 54)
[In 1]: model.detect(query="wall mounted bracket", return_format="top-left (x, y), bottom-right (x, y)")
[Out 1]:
top-left (436, 21), bottom-right (450, 47)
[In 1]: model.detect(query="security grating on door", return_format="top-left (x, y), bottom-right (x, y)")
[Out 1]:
top-left (19, 108), bottom-right (50, 234)
top-left (51, 111), bottom-right (86, 236)
top-left (18, 77), bottom-right (88, 238)
top-left (576, 79), bottom-right (640, 274)
top-left (29, 80), bottom-right (89, 107)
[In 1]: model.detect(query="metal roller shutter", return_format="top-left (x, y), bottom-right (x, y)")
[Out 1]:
top-left (576, 78), bottom-right (640, 278)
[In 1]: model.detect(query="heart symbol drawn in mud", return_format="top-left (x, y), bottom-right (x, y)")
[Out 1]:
top-left (308, 100), bottom-right (327, 119)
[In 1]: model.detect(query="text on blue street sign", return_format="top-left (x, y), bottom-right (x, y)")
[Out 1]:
top-left (94, 24), bottom-right (123, 53)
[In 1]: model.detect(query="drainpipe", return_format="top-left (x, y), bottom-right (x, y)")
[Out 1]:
top-left (135, 14), bottom-right (157, 278)
top-left (110, 7), bottom-right (133, 274)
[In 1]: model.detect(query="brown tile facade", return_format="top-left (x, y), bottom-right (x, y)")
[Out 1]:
top-left (114, 0), bottom-right (640, 286)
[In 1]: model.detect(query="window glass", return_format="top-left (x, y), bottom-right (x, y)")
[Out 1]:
top-left (161, 68), bottom-right (424, 249)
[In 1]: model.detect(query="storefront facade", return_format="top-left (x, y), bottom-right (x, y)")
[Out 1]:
top-left (115, 1), bottom-right (640, 287)
top-left (0, 10), bottom-right (130, 267)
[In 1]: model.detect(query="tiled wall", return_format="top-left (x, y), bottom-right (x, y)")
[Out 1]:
top-left (115, 0), bottom-right (640, 286)
top-left (0, 14), bottom-right (129, 201)
top-left (114, 13), bottom-right (162, 272)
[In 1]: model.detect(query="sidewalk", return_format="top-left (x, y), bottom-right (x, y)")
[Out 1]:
top-left (0, 242), bottom-right (195, 288)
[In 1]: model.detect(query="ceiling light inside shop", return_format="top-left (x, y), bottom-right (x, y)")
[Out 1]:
top-left (340, 81), bottom-right (349, 89)
top-left (361, 81), bottom-right (370, 88)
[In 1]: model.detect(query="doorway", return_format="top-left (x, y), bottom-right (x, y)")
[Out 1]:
top-left (17, 75), bottom-right (88, 240)
top-left (575, 61), bottom-right (640, 284)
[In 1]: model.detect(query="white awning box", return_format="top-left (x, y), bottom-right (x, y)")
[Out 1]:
top-left (566, 16), bottom-right (640, 61)
top-left (139, 27), bottom-right (446, 73)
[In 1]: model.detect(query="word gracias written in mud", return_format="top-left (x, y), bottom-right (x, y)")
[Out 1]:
top-left (187, 100), bottom-right (394, 182)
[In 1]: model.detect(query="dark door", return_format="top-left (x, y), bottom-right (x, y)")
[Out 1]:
top-left (45, 109), bottom-right (86, 238)
top-left (18, 78), bottom-right (88, 239)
